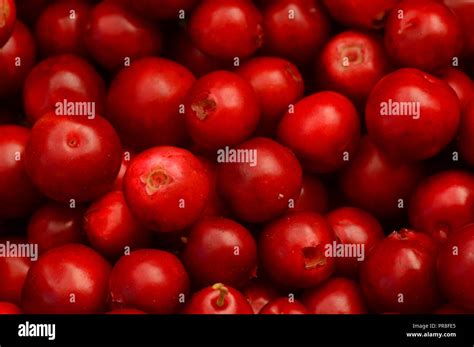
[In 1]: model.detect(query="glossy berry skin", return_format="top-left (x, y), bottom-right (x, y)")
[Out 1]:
top-left (303, 278), bottom-right (367, 314)
top-left (21, 244), bottom-right (111, 314)
top-left (316, 31), bottom-right (391, 105)
top-left (184, 71), bottom-right (260, 150)
top-left (217, 137), bottom-right (302, 223)
top-left (237, 57), bottom-right (304, 135)
top-left (35, 0), bottom-right (92, 57)
top-left (340, 136), bottom-right (422, 219)
top-left (360, 229), bottom-right (441, 314)
top-left (188, 0), bottom-right (263, 60)
top-left (409, 171), bottom-right (474, 242)
top-left (25, 114), bottom-right (122, 202)
top-left (384, 0), bottom-right (463, 71)
top-left (326, 207), bottom-right (384, 278)
top-left (437, 67), bottom-right (474, 111)
top-left (84, 1), bottom-right (162, 71)
top-left (109, 249), bottom-right (189, 314)
top-left (0, 0), bottom-right (15, 47)
top-left (0, 126), bottom-right (42, 220)
top-left (260, 298), bottom-right (309, 314)
top-left (106, 57), bottom-right (195, 150)
top-left (459, 101), bottom-right (474, 166)
top-left (262, 0), bottom-right (331, 64)
top-left (242, 279), bottom-right (280, 314)
top-left (123, 146), bottom-right (211, 233)
top-left (322, 0), bottom-right (397, 29)
top-left (0, 238), bottom-right (32, 304)
top-left (0, 302), bottom-right (22, 314)
top-left (0, 21), bottom-right (36, 98)
top-left (278, 91), bottom-right (360, 173)
top-left (366, 68), bottom-right (460, 162)
top-left (289, 175), bottom-right (328, 215)
top-left (259, 212), bottom-right (335, 289)
top-left (84, 191), bottom-right (151, 259)
top-left (23, 54), bottom-right (106, 124)
top-left (437, 224), bottom-right (474, 310)
top-left (182, 283), bottom-right (254, 314)
top-left (106, 308), bottom-right (146, 314)
top-left (182, 217), bottom-right (257, 288)
top-left (27, 203), bottom-right (85, 254)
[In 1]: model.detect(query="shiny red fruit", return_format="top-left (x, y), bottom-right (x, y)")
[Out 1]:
top-left (0, 302), bottom-right (22, 314)
top-left (84, 1), bottom-right (161, 70)
top-left (437, 67), bottom-right (474, 111)
top-left (237, 56), bottom-right (304, 135)
top-left (35, 0), bottom-right (91, 57)
top-left (0, 21), bottom-right (36, 98)
top-left (22, 244), bottom-right (111, 314)
top-left (262, 0), bottom-right (331, 64)
top-left (23, 54), bottom-right (106, 124)
top-left (340, 136), bottom-right (422, 219)
top-left (182, 283), bottom-right (253, 314)
top-left (0, 0), bottom-right (15, 47)
top-left (182, 217), bottom-right (257, 287)
top-left (384, 0), bottom-right (463, 71)
top-left (289, 175), bottom-right (328, 215)
top-left (437, 224), bottom-right (474, 311)
top-left (84, 191), bottom-right (151, 259)
top-left (184, 71), bottom-right (260, 150)
top-left (242, 278), bottom-right (280, 314)
top-left (360, 229), bottom-right (441, 313)
top-left (278, 91), bottom-right (360, 173)
top-left (27, 203), bottom-right (85, 254)
top-left (106, 57), bottom-right (195, 150)
top-left (260, 297), bottom-right (309, 314)
top-left (259, 212), bottom-right (335, 289)
top-left (409, 171), bottom-right (474, 242)
top-left (189, 0), bottom-right (263, 60)
top-left (316, 31), bottom-right (391, 105)
top-left (0, 126), bottom-right (41, 219)
top-left (25, 114), bottom-right (122, 202)
top-left (458, 100), bottom-right (474, 167)
top-left (366, 68), bottom-right (460, 162)
top-left (217, 137), bottom-right (302, 223)
top-left (109, 249), bottom-right (189, 314)
top-left (123, 146), bottom-right (210, 232)
top-left (326, 207), bottom-right (384, 278)
top-left (303, 278), bottom-right (367, 314)
top-left (322, 0), bottom-right (397, 29)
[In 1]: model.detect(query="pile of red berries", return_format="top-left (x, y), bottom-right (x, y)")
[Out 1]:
top-left (0, 0), bottom-right (474, 315)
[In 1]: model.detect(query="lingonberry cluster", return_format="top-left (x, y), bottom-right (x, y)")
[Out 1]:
top-left (0, 0), bottom-right (474, 315)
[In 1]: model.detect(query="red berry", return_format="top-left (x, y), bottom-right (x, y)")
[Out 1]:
top-left (35, 0), bottom-right (91, 57)
top-left (182, 283), bottom-right (253, 314)
top-left (242, 278), bottom-right (280, 314)
top-left (262, 0), bottom-right (331, 64)
top-left (237, 56), bottom-right (304, 135)
top-left (278, 91), bottom-right (360, 173)
top-left (106, 57), bottom-right (195, 150)
top-left (289, 175), bottom-right (328, 215)
top-left (189, 0), bottom-right (263, 60)
top-left (84, 191), bottom-right (152, 259)
top-left (326, 207), bottom-right (384, 278)
top-left (384, 0), bottom-right (463, 71)
top-left (123, 146), bottom-right (211, 232)
top-left (184, 71), bottom-right (261, 150)
top-left (0, 0), bottom-right (15, 47)
top-left (23, 54), bottom-right (106, 124)
top-left (84, 1), bottom-right (162, 71)
top-left (217, 137), bottom-right (302, 223)
top-left (458, 100), bottom-right (474, 167)
top-left (0, 302), bottom-right (22, 314)
top-left (22, 244), bottom-right (111, 314)
top-left (259, 212), bottom-right (335, 289)
top-left (360, 229), bottom-right (441, 313)
top-left (437, 67), bottom-right (474, 111)
top-left (409, 171), bottom-right (474, 242)
top-left (27, 203), bottom-right (85, 254)
top-left (109, 249), bottom-right (189, 314)
top-left (0, 21), bottom-right (36, 98)
top-left (260, 297), bottom-right (309, 314)
top-left (25, 114), bottom-right (122, 202)
top-left (182, 217), bottom-right (257, 287)
top-left (302, 278), bottom-right (367, 314)
top-left (437, 224), bottom-right (474, 311)
top-left (340, 136), bottom-right (422, 219)
top-left (365, 68), bottom-right (460, 161)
